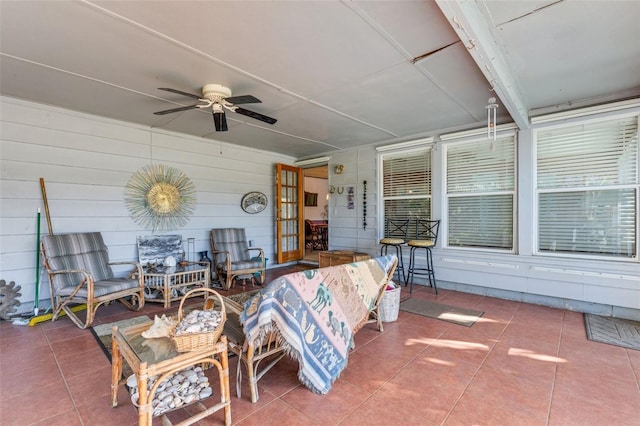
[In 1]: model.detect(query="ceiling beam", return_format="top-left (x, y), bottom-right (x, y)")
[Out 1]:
top-left (435, 0), bottom-right (530, 129)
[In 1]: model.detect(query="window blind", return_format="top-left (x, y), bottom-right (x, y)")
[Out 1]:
top-left (446, 137), bottom-right (515, 249)
top-left (381, 149), bottom-right (432, 225)
top-left (537, 115), bottom-right (638, 258)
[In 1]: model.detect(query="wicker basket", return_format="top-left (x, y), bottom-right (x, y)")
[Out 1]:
top-left (171, 288), bottom-right (226, 352)
top-left (379, 282), bottom-right (400, 322)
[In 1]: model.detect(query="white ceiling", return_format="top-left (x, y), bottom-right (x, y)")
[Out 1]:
top-left (1, 1), bottom-right (639, 158)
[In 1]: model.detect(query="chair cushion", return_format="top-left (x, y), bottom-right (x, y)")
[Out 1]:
top-left (57, 277), bottom-right (140, 298)
top-left (407, 239), bottom-right (435, 247)
top-left (212, 229), bottom-right (251, 262)
top-left (218, 260), bottom-right (262, 272)
top-left (42, 233), bottom-right (114, 290)
top-left (380, 238), bottom-right (405, 244)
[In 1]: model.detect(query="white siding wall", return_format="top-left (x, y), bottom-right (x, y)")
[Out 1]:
top-left (0, 96), bottom-right (295, 308)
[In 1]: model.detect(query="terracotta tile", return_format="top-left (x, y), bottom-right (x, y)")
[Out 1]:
top-left (342, 391), bottom-right (437, 426)
top-left (44, 323), bottom-right (91, 343)
top-left (281, 378), bottom-right (370, 425)
top-left (376, 378), bottom-right (461, 424)
top-left (56, 347), bottom-right (111, 380)
top-left (339, 348), bottom-right (405, 393)
top-left (0, 328), bottom-right (49, 356)
top-left (0, 344), bottom-right (58, 378)
top-left (234, 399), bottom-right (316, 425)
top-left (50, 333), bottom-right (102, 360)
top-left (0, 380), bottom-right (74, 425)
top-left (483, 341), bottom-right (561, 384)
top-left (429, 330), bottom-right (496, 366)
top-left (251, 357), bottom-right (302, 399)
top-left (67, 365), bottom-right (128, 408)
top-left (628, 348), bottom-right (640, 382)
top-left (407, 350), bottom-right (481, 387)
top-left (463, 367), bottom-right (553, 419)
top-left (31, 409), bottom-right (83, 426)
top-left (75, 395), bottom-right (139, 426)
top-left (550, 388), bottom-right (640, 426)
top-left (0, 356), bottom-right (64, 400)
top-left (445, 391), bottom-right (547, 426)
top-left (554, 366), bottom-right (640, 416)
top-left (0, 321), bottom-right (45, 341)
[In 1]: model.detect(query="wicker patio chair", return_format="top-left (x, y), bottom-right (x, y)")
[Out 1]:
top-left (210, 228), bottom-right (265, 290)
top-left (41, 232), bottom-right (144, 329)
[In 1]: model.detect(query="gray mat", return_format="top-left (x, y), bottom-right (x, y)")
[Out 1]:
top-left (399, 298), bottom-right (483, 327)
top-left (584, 314), bottom-right (640, 351)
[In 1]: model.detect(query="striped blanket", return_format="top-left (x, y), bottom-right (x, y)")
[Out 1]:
top-left (240, 255), bottom-right (397, 394)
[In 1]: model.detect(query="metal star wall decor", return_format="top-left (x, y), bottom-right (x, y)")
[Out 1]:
top-left (125, 164), bottom-right (196, 231)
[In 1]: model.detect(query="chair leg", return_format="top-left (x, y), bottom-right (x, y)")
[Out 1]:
top-left (381, 244), bottom-right (405, 284)
top-left (406, 246), bottom-right (416, 293)
top-left (427, 248), bottom-right (438, 294)
top-left (406, 246), bottom-right (437, 295)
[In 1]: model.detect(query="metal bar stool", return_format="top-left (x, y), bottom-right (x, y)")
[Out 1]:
top-left (379, 218), bottom-right (410, 284)
top-left (406, 219), bottom-right (440, 294)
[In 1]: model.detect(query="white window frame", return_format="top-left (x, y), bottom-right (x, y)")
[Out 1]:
top-left (376, 140), bottom-right (434, 240)
top-left (533, 112), bottom-right (639, 261)
top-left (442, 132), bottom-right (517, 253)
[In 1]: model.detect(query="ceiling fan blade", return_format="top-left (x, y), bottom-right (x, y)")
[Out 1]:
top-left (153, 104), bottom-right (200, 115)
top-left (213, 111), bottom-right (228, 132)
top-left (225, 95), bottom-right (261, 105)
top-left (234, 107), bottom-right (277, 125)
top-left (158, 87), bottom-right (202, 100)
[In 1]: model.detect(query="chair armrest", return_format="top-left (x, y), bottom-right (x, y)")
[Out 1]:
top-left (212, 249), bottom-right (230, 258)
top-left (49, 268), bottom-right (92, 280)
top-left (247, 248), bottom-right (264, 259)
top-left (109, 260), bottom-right (143, 284)
top-left (48, 269), bottom-right (94, 296)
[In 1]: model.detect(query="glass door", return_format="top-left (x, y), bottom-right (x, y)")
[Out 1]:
top-left (275, 163), bottom-right (304, 263)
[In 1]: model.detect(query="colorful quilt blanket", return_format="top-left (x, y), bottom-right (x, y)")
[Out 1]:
top-left (240, 254), bottom-right (397, 394)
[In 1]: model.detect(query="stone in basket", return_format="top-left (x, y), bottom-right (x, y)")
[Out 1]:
top-left (171, 288), bottom-right (226, 352)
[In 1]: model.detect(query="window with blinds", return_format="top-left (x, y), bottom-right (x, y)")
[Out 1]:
top-left (446, 136), bottom-right (515, 249)
top-left (381, 149), bottom-right (432, 231)
top-left (536, 115), bottom-right (639, 258)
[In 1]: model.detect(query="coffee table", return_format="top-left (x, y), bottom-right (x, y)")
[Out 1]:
top-left (140, 262), bottom-right (210, 308)
top-left (111, 322), bottom-right (231, 426)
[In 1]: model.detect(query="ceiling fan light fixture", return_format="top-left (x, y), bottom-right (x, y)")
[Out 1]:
top-left (154, 84), bottom-right (277, 130)
top-left (202, 84), bottom-right (232, 102)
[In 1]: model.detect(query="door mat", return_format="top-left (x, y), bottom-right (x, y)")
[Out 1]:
top-left (584, 314), bottom-right (640, 351)
top-left (399, 299), bottom-right (483, 327)
top-left (90, 315), bottom-right (152, 380)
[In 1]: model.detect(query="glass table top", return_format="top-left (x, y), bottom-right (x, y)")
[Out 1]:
top-left (117, 322), bottom-right (180, 365)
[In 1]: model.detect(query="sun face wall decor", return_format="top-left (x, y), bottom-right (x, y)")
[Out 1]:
top-left (125, 164), bottom-right (196, 231)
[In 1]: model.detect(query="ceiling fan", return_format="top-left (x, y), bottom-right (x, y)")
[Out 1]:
top-left (153, 84), bottom-right (277, 131)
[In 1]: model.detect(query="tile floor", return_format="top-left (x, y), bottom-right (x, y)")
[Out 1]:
top-left (1, 266), bottom-right (639, 425)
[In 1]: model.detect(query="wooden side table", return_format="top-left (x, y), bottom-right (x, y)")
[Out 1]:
top-left (140, 262), bottom-right (210, 308)
top-left (111, 322), bottom-right (231, 426)
top-left (318, 250), bottom-right (371, 268)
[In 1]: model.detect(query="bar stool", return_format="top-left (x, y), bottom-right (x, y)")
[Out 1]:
top-left (406, 219), bottom-right (440, 294)
top-left (379, 218), bottom-right (410, 283)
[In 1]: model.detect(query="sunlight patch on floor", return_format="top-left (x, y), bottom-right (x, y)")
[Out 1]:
top-left (508, 347), bottom-right (567, 363)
